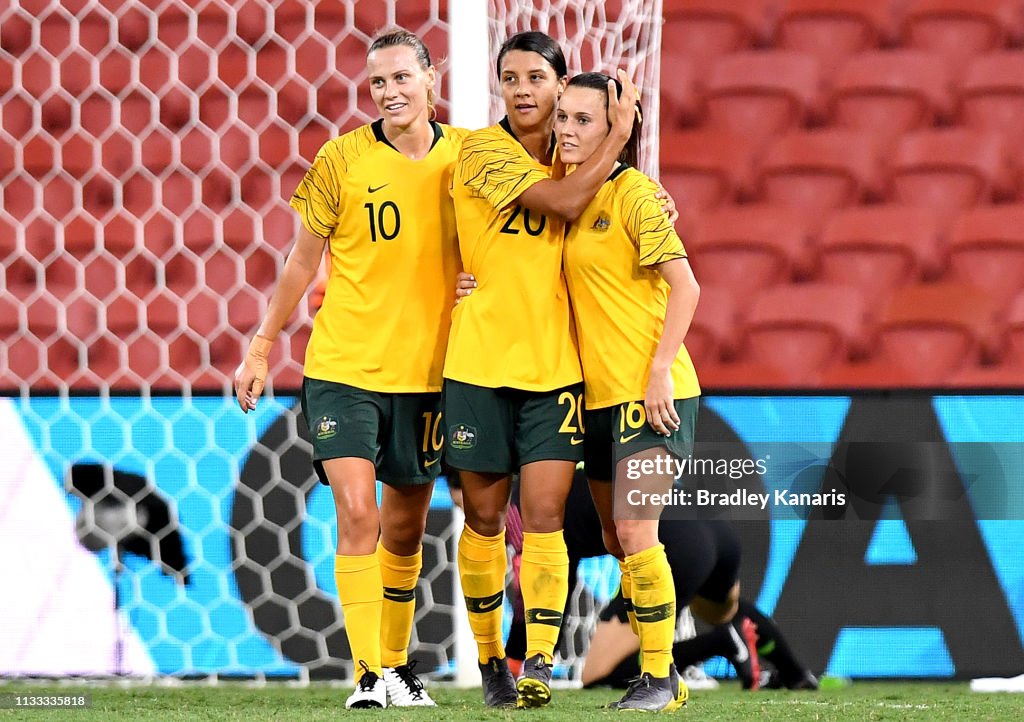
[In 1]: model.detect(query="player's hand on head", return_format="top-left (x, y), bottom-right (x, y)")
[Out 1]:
top-left (454, 271), bottom-right (476, 304)
top-left (644, 369), bottom-right (680, 436)
top-left (654, 183), bottom-right (679, 224)
top-left (607, 69), bottom-right (640, 140)
top-left (234, 335), bottom-right (273, 413)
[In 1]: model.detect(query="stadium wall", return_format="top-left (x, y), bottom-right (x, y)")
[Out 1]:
top-left (2, 392), bottom-right (1023, 680)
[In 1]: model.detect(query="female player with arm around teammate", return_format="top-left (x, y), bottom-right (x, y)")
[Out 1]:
top-left (234, 29), bottom-right (467, 710)
top-left (443, 31), bottom-right (638, 709)
top-left (558, 72), bottom-right (701, 712)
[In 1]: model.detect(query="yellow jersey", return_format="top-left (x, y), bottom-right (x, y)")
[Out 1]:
top-left (563, 165), bottom-right (700, 409)
top-left (290, 120), bottom-right (469, 392)
top-left (444, 118), bottom-right (583, 391)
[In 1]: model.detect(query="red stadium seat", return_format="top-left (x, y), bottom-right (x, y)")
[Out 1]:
top-left (757, 130), bottom-right (883, 210)
top-left (874, 282), bottom-right (1001, 384)
top-left (695, 360), bottom-right (793, 389)
top-left (947, 205), bottom-right (1024, 308)
top-left (902, 0), bottom-right (1022, 72)
top-left (819, 359), bottom-right (926, 388)
top-left (662, 0), bottom-right (777, 74)
top-left (689, 205), bottom-right (815, 290)
top-left (659, 130), bottom-right (757, 209)
top-left (774, 0), bottom-right (897, 80)
top-left (830, 51), bottom-right (951, 144)
top-left (889, 130), bottom-right (1011, 218)
top-left (659, 55), bottom-right (702, 129)
top-left (952, 289), bottom-right (1024, 387)
top-left (818, 205), bottom-right (943, 302)
top-left (958, 52), bottom-right (1024, 138)
top-left (686, 284), bottom-right (745, 366)
top-left (704, 51), bottom-right (822, 148)
top-left (739, 283), bottom-right (871, 384)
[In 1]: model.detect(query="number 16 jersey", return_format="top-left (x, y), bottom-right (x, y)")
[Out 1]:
top-left (290, 120), bottom-right (468, 393)
top-left (444, 118), bottom-right (583, 392)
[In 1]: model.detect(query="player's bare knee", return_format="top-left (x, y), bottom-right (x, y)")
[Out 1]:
top-left (613, 518), bottom-right (658, 557)
top-left (520, 502), bottom-right (565, 534)
top-left (464, 507), bottom-right (506, 538)
top-left (601, 528), bottom-right (624, 559)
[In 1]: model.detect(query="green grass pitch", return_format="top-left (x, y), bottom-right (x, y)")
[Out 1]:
top-left (0, 682), bottom-right (1019, 720)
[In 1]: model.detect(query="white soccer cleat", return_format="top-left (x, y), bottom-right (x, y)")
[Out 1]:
top-left (346, 663), bottom-right (387, 709)
top-left (384, 663), bottom-right (436, 707)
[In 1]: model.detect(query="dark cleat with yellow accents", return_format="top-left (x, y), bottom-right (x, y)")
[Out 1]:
top-left (479, 656), bottom-right (518, 708)
top-left (615, 665), bottom-right (687, 712)
top-left (516, 653), bottom-right (554, 708)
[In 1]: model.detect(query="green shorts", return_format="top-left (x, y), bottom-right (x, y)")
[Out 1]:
top-left (442, 379), bottom-right (585, 474)
top-left (584, 397), bottom-right (699, 482)
top-left (301, 377), bottom-right (442, 487)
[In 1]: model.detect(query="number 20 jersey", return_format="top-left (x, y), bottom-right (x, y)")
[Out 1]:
top-left (290, 120), bottom-right (469, 392)
top-left (444, 118), bottom-right (583, 392)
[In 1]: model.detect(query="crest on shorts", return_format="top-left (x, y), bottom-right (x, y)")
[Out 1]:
top-left (591, 212), bottom-right (611, 232)
top-left (314, 415), bottom-right (338, 441)
top-left (449, 424), bottom-right (477, 450)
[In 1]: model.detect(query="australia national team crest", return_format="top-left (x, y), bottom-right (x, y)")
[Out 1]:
top-left (591, 212), bottom-right (611, 232)
top-left (314, 415), bottom-right (338, 441)
top-left (449, 424), bottom-right (477, 451)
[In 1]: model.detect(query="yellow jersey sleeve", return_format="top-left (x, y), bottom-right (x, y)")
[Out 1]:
top-left (620, 174), bottom-right (687, 267)
top-left (457, 131), bottom-right (551, 210)
top-left (290, 130), bottom-right (374, 239)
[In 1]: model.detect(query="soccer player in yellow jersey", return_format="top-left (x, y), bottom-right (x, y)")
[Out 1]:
top-left (443, 31), bottom-right (640, 709)
top-left (234, 30), bottom-right (468, 710)
top-left (558, 72), bottom-right (701, 712)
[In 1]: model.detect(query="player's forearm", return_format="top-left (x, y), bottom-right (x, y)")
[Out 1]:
top-left (652, 262), bottom-right (700, 372)
top-left (517, 127), bottom-right (629, 222)
top-left (255, 232), bottom-right (324, 342)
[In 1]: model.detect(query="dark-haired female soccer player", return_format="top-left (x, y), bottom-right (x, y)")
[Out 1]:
top-left (557, 72), bottom-right (701, 712)
top-left (234, 29), bottom-right (467, 709)
top-left (443, 30), bottom-right (640, 709)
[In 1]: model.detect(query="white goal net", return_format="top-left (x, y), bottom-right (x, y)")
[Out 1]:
top-left (1, 0), bottom-right (661, 682)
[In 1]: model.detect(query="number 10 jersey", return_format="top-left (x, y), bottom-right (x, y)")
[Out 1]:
top-left (290, 120), bottom-right (468, 393)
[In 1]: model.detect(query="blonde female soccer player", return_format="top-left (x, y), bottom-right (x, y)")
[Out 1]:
top-left (558, 72), bottom-right (701, 712)
top-left (443, 31), bottom-right (639, 709)
top-left (234, 29), bottom-right (467, 710)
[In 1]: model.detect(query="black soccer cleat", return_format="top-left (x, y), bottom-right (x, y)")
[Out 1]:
top-left (614, 665), bottom-right (687, 713)
top-left (479, 656), bottom-right (518, 708)
top-left (516, 653), bottom-right (553, 708)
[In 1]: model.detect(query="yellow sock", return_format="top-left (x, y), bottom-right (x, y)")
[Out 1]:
top-left (625, 544), bottom-right (676, 679)
top-left (334, 553), bottom-right (383, 679)
top-left (618, 559), bottom-right (639, 637)
top-left (520, 530), bottom-right (569, 662)
top-left (458, 525), bottom-right (507, 664)
top-left (378, 542), bottom-right (421, 669)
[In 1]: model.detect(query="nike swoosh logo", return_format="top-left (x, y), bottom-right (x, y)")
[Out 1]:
top-left (477, 596), bottom-right (502, 612)
top-left (424, 458), bottom-right (440, 468)
top-left (532, 612), bottom-right (561, 622)
top-left (367, 184), bottom-right (389, 193)
top-left (570, 437), bottom-right (583, 446)
top-left (619, 432), bottom-right (642, 444)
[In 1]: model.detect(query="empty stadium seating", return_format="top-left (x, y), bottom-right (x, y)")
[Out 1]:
top-left (873, 283), bottom-right (1001, 384)
top-left (738, 283), bottom-right (871, 384)
top-left (659, 130), bottom-right (757, 209)
top-left (830, 51), bottom-right (951, 144)
top-left (689, 205), bottom-right (815, 289)
top-left (817, 205), bottom-right (943, 302)
top-left (957, 52), bottom-right (1024, 138)
top-left (947, 205), bottom-right (1024, 308)
top-left (774, 0), bottom-right (896, 80)
top-left (902, 0), bottom-right (1023, 72)
top-left (662, 0), bottom-right (777, 75)
top-left (757, 130), bottom-right (883, 209)
top-left (703, 51), bottom-right (822, 148)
